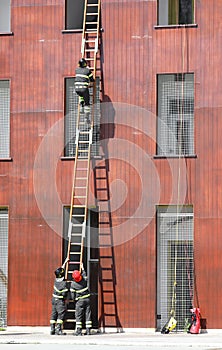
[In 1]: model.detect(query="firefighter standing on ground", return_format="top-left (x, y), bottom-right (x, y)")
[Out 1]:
top-left (74, 58), bottom-right (94, 119)
top-left (70, 263), bottom-right (92, 336)
top-left (50, 259), bottom-right (69, 335)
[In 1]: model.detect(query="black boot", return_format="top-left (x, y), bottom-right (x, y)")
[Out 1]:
top-left (55, 323), bottom-right (66, 335)
top-left (50, 323), bottom-right (55, 335)
top-left (86, 328), bottom-right (91, 335)
top-left (75, 327), bottom-right (82, 336)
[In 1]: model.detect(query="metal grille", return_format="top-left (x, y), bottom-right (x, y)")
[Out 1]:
top-left (64, 77), bottom-right (100, 157)
top-left (0, 209), bottom-right (8, 328)
top-left (0, 80), bottom-right (10, 158)
top-left (157, 206), bottom-right (194, 331)
top-left (157, 73), bottom-right (194, 156)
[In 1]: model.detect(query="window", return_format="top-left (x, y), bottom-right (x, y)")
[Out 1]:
top-left (0, 209), bottom-right (8, 328)
top-left (158, 0), bottom-right (194, 26)
top-left (64, 77), bottom-right (100, 157)
top-left (0, 0), bottom-right (11, 33)
top-left (156, 206), bottom-right (194, 331)
top-left (0, 80), bottom-right (10, 159)
top-left (157, 73), bottom-right (194, 157)
top-left (65, 0), bottom-right (84, 30)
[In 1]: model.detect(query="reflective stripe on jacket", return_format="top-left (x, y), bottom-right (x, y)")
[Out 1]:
top-left (70, 272), bottom-right (90, 301)
top-left (75, 67), bottom-right (94, 89)
top-left (52, 279), bottom-right (68, 300)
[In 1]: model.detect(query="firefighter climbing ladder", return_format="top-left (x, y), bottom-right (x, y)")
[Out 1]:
top-left (64, 0), bottom-right (101, 325)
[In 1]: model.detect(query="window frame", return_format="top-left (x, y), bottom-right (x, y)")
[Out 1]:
top-left (0, 0), bottom-right (12, 35)
top-left (156, 205), bottom-right (194, 331)
top-left (156, 0), bottom-right (197, 28)
top-left (63, 0), bottom-right (85, 32)
top-left (156, 73), bottom-right (196, 158)
top-left (0, 207), bottom-right (9, 328)
top-left (0, 79), bottom-right (11, 160)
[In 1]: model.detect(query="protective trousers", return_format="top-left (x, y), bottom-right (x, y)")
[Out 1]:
top-left (50, 299), bottom-right (66, 324)
top-left (75, 88), bottom-right (90, 106)
top-left (75, 297), bottom-right (92, 330)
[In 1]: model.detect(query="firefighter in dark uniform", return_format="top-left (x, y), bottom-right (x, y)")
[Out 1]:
top-left (70, 264), bottom-right (92, 336)
top-left (74, 58), bottom-right (94, 121)
top-left (50, 264), bottom-right (69, 335)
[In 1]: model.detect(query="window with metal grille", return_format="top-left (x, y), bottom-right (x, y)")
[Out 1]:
top-left (158, 0), bottom-right (195, 26)
top-left (64, 77), bottom-right (100, 157)
top-left (157, 73), bottom-right (194, 157)
top-left (156, 206), bottom-right (194, 332)
top-left (0, 0), bottom-right (10, 33)
top-left (0, 209), bottom-right (8, 328)
top-left (0, 80), bottom-right (10, 159)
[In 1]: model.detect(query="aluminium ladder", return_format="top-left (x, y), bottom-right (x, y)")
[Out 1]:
top-left (64, 0), bottom-right (101, 326)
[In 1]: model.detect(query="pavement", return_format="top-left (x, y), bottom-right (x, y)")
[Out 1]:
top-left (0, 327), bottom-right (222, 348)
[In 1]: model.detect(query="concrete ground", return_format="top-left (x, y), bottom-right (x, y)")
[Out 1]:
top-left (0, 327), bottom-right (222, 349)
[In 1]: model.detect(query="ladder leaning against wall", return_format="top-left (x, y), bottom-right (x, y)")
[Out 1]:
top-left (64, 0), bottom-right (101, 326)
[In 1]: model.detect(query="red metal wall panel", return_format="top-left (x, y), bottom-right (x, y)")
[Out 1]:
top-left (0, 0), bottom-right (222, 329)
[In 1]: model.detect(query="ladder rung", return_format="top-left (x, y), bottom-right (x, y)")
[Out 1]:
top-left (87, 4), bottom-right (99, 6)
top-left (72, 213), bottom-right (85, 218)
top-left (86, 22), bottom-right (98, 25)
top-left (68, 261), bottom-right (81, 264)
top-left (85, 31), bottom-right (97, 34)
top-left (76, 177), bottom-right (87, 179)
top-left (86, 13), bottom-right (98, 16)
top-left (74, 195), bottom-right (86, 198)
top-left (73, 205), bottom-right (86, 208)
top-left (75, 186), bottom-right (87, 189)
top-left (104, 302), bottom-right (115, 305)
top-left (70, 243), bottom-right (82, 246)
top-left (104, 313), bottom-right (116, 317)
top-left (102, 279), bottom-right (113, 282)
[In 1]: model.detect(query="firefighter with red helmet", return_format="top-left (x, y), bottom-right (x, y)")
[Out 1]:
top-left (70, 264), bottom-right (92, 336)
top-left (50, 259), bottom-right (69, 335)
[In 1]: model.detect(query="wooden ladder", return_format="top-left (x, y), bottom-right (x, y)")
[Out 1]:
top-left (64, 0), bottom-right (101, 327)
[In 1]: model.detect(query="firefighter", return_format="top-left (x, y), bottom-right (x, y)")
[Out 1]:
top-left (50, 262), bottom-right (69, 335)
top-left (70, 264), bottom-right (92, 336)
top-left (74, 58), bottom-right (94, 122)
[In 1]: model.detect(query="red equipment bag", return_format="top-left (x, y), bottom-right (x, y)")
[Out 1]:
top-left (189, 308), bottom-right (200, 334)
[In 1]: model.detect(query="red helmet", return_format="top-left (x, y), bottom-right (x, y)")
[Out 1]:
top-left (72, 270), bottom-right (82, 282)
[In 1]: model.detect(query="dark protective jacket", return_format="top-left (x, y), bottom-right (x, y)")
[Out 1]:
top-left (70, 271), bottom-right (90, 301)
top-left (75, 67), bottom-right (94, 91)
top-left (52, 278), bottom-right (69, 301)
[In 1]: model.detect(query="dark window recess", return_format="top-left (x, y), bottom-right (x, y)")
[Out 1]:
top-left (65, 0), bottom-right (84, 30)
top-left (158, 0), bottom-right (194, 26)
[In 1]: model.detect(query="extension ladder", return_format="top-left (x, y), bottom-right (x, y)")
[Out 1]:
top-left (64, 0), bottom-right (101, 326)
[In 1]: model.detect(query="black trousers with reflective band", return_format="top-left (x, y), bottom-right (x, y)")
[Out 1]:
top-left (75, 297), bottom-right (91, 329)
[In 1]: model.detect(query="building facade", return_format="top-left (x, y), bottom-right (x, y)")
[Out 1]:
top-left (0, 0), bottom-right (221, 330)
